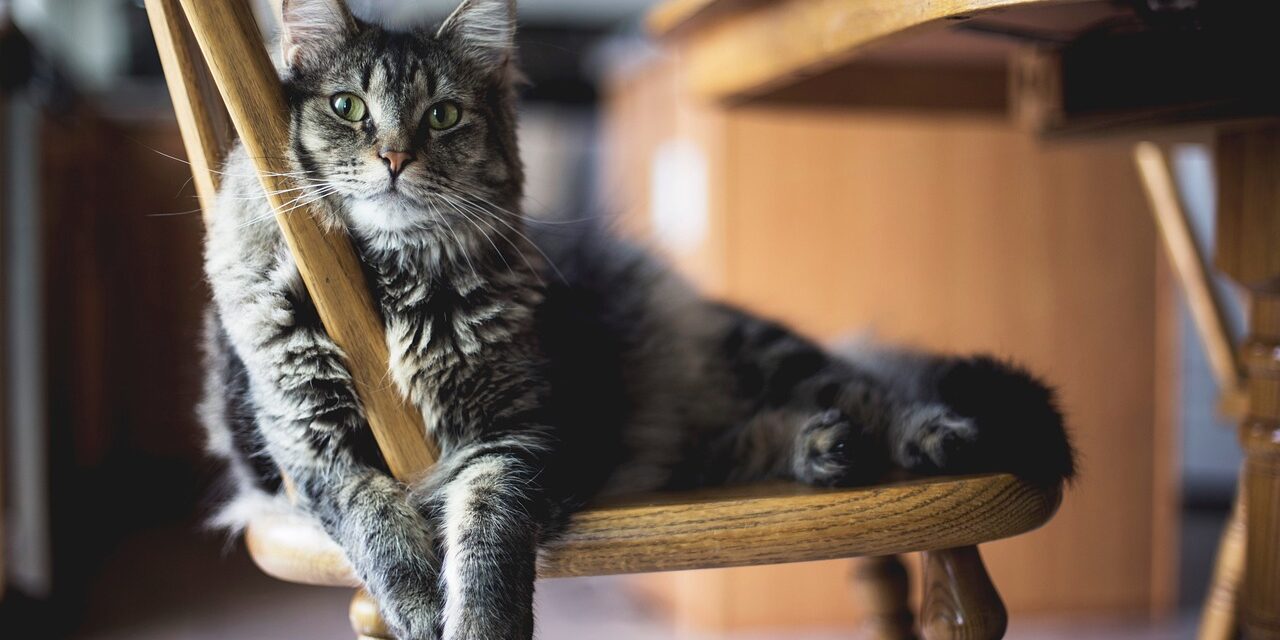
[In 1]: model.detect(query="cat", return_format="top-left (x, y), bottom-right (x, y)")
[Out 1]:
top-left (199, 0), bottom-right (1075, 638)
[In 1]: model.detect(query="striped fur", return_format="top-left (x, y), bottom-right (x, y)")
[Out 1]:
top-left (199, 1), bottom-right (1075, 638)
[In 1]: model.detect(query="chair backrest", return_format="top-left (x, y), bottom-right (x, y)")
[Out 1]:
top-left (145, 0), bottom-right (437, 481)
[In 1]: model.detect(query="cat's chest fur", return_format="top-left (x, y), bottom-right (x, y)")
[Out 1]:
top-left (361, 238), bottom-right (543, 434)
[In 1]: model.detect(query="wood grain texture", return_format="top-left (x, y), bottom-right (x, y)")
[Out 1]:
top-left (245, 475), bottom-right (1059, 587)
top-left (850, 556), bottom-right (917, 640)
top-left (921, 547), bottom-right (1007, 640)
top-left (758, 63), bottom-right (1007, 114)
top-left (650, 0), bottom-right (1066, 101)
top-left (1215, 126), bottom-right (1280, 290)
top-left (143, 0), bottom-right (233, 215)
top-left (1214, 124), bottom-right (1280, 639)
top-left (159, 0), bottom-right (437, 480)
top-left (1197, 481), bottom-right (1245, 640)
top-left (1239, 297), bottom-right (1280, 639)
top-left (1135, 142), bottom-right (1243, 404)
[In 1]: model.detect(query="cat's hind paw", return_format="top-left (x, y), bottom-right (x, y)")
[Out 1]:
top-left (893, 404), bottom-right (979, 473)
top-left (794, 409), bottom-right (885, 486)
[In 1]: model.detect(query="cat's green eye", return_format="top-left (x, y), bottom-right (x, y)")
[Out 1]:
top-left (427, 101), bottom-right (462, 130)
top-left (330, 93), bottom-right (367, 122)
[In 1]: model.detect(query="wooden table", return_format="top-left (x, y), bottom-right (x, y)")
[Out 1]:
top-left (650, 1), bottom-right (1280, 638)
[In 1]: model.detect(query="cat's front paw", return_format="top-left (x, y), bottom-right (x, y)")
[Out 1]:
top-left (794, 409), bottom-right (884, 486)
top-left (374, 588), bottom-right (442, 640)
top-left (894, 404), bottom-right (979, 473)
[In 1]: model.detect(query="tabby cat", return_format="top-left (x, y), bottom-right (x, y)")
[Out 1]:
top-left (200, 0), bottom-right (1075, 638)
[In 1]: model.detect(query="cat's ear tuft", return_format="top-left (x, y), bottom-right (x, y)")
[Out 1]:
top-left (280, 0), bottom-right (358, 68)
top-left (437, 0), bottom-right (517, 71)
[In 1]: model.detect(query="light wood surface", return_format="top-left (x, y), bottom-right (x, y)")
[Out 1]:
top-left (648, 0), bottom-right (1069, 101)
top-left (350, 590), bottom-right (394, 639)
top-left (143, 0), bottom-right (233, 215)
top-left (1134, 142), bottom-right (1244, 407)
top-left (157, 0), bottom-right (437, 480)
top-left (850, 556), bottom-right (916, 640)
top-left (645, 0), bottom-right (719, 36)
top-left (1214, 124), bottom-right (1280, 639)
top-left (921, 547), bottom-right (1007, 640)
top-left (245, 475), bottom-right (1059, 587)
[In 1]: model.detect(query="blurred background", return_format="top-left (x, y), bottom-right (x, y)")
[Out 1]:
top-left (0, 0), bottom-right (1251, 638)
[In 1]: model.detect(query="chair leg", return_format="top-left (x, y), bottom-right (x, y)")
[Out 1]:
top-left (851, 555), bottom-right (917, 640)
top-left (1198, 482), bottom-right (1246, 640)
top-left (920, 547), bottom-right (1007, 640)
top-left (350, 589), bottom-right (394, 640)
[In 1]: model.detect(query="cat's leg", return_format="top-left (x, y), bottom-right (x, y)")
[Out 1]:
top-left (699, 407), bottom-right (888, 486)
top-left (242, 329), bottom-right (444, 639)
top-left (710, 312), bottom-right (899, 486)
top-left (414, 434), bottom-right (552, 640)
top-left (291, 455), bottom-right (442, 638)
top-left (712, 311), bottom-right (993, 487)
top-left (207, 247), bottom-right (443, 638)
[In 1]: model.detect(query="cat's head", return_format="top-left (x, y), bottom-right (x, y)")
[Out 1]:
top-left (279, 0), bottom-right (523, 239)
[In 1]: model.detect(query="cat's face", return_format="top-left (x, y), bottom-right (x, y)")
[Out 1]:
top-left (281, 0), bottom-right (522, 238)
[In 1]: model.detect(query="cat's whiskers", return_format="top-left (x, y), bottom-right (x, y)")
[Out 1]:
top-left (433, 174), bottom-right (595, 225)
top-left (433, 191), bottom-right (545, 285)
top-left (220, 181), bottom-right (342, 202)
top-left (144, 145), bottom-right (317, 180)
top-left (441, 190), bottom-right (567, 284)
top-left (429, 201), bottom-right (482, 284)
top-left (235, 185), bottom-right (341, 229)
top-left (148, 207), bottom-right (206, 218)
top-left (432, 195), bottom-right (515, 277)
top-left (273, 186), bottom-right (341, 215)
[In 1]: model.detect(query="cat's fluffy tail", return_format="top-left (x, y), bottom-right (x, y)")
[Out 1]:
top-left (839, 341), bottom-right (1076, 489)
top-left (932, 355), bottom-right (1076, 488)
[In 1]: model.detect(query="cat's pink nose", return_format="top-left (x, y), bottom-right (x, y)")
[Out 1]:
top-left (379, 149), bottom-right (415, 178)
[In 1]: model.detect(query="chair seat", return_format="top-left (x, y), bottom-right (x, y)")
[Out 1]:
top-left (246, 473), bottom-right (1059, 588)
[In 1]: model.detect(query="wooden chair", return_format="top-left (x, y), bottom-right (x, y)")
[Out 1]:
top-left (144, 1), bottom-right (1061, 638)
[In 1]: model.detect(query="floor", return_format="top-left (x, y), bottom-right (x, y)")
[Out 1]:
top-left (54, 517), bottom-right (1212, 640)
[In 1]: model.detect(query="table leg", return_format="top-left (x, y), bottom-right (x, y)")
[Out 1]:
top-left (1214, 125), bottom-right (1280, 640)
top-left (1198, 482), bottom-right (1246, 640)
top-left (1240, 298), bottom-right (1280, 639)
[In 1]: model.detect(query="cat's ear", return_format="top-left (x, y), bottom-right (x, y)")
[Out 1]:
top-left (280, 0), bottom-right (358, 68)
top-left (437, 0), bottom-right (517, 70)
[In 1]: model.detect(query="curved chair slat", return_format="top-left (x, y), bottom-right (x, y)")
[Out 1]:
top-left (246, 474), bottom-right (1060, 587)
